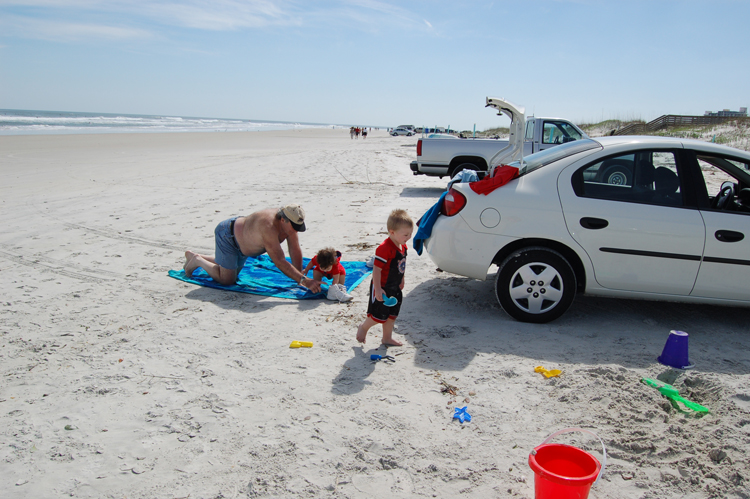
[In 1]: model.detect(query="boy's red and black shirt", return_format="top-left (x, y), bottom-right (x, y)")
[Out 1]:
top-left (373, 237), bottom-right (407, 291)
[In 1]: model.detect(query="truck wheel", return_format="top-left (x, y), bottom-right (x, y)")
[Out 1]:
top-left (495, 247), bottom-right (576, 323)
top-left (600, 164), bottom-right (631, 186)
top-left (450, 163), bottom-right (480, 178)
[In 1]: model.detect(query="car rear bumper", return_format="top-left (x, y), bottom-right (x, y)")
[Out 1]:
top-left (423, 214), bottom-right (519, 280)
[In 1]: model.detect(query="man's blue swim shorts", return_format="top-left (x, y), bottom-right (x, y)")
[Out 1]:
top-left (214, 217), bottom-right (248, 271)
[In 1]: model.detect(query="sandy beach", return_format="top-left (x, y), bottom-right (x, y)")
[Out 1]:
top-left (2, 128), bottom-right (749, 498)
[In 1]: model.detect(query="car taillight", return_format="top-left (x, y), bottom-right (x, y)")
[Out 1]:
top-left (441, 187), bottom-right (467, 216)
top-left (417, 139), bottom-right (422, 156)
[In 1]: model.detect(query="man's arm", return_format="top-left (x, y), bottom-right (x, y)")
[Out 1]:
top-left (264, 233), bottom-right (322, 293)
top-left (286, 231), bottom-right (303, 271)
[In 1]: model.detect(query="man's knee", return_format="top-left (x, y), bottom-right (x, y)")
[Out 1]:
top-left (216, 267), bottom-right (238, 286)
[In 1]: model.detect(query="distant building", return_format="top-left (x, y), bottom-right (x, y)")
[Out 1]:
top-left (704, 107), bottom-right (747, 117)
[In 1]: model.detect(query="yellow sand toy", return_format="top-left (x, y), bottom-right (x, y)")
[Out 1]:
top-left (289, 341), bottom-right (313, 348)
top-left (535, 366), bottom-right (562, 378)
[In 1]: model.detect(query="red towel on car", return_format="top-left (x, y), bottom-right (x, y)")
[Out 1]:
top-left (470, 165), bottom-right (520, 195)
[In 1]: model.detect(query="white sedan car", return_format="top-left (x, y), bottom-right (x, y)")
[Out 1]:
top-left (424, 136), bottom-right (750, 323)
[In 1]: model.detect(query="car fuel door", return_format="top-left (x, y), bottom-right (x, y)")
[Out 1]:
top-left (559, 150), bottom-right (705, 294)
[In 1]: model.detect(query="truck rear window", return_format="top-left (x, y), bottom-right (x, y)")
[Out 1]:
top-left (513, 139), bottom-right (601, 176)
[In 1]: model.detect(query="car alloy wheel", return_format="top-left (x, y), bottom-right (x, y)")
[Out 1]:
top-left (495, 247), bottom-right (576, 323)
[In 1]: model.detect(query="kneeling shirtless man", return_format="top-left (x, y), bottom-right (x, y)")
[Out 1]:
top-left (184, 204), bottom-right (322, 293)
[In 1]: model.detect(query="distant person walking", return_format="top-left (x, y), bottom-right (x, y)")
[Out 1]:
top-left (350, 126), bottom-right (355, 139)
top-left (362, 127), bottom-right (368, 139)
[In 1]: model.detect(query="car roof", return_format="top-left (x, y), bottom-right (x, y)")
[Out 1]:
top-left (592, 135), bottom-right (750, 160)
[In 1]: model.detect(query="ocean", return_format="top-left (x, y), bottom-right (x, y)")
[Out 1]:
top-left (0, 109), bottom-right (339, 135)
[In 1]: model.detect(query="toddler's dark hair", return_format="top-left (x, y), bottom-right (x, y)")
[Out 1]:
top-left (316, 247), bottom-right (336, 269)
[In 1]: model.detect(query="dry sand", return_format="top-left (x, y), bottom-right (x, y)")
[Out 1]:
top-left (1, 129), bottom-right (749, 498)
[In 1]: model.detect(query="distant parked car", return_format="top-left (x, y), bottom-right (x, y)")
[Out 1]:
top-left (424, 136), bottom-right (750, 323)
top-left (391, 127), bottom-right (414, 136)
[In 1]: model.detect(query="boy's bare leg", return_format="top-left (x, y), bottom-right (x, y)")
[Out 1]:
top-left (356, 316), bottom-right (379, 344)
top-left (333, 273), bottom-right (346, 286)
top-left (381, 318), bottom-right (402, 346)
top-left (184, 251), bottom-right (237, 285)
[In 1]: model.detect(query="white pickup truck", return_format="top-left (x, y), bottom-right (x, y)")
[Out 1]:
top-left (410, 98), bottom-right (589, 178)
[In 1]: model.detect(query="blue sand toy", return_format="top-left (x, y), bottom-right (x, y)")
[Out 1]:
top-left (371, 354), bottom-right (396, 363)
top-left (382, 293), bottom-right (398, 307)
top-left (453, 406), bottom-right (472, 423)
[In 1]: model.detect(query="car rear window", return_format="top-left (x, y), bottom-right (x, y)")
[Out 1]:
top-left (512, 139), bottom-right (601, 176)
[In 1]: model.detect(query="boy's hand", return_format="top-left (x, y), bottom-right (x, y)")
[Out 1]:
top-left (374, 287), bottom-right (384, 301)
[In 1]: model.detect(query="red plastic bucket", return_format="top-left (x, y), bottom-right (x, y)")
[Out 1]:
top-left (528, 429), bottom-right (606, 499)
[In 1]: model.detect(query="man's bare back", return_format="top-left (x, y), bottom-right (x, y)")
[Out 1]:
top-left (233, 209), bottom-right (287, 258)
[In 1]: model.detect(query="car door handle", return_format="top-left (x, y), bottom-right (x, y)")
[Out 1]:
top-left (580, 217), bottom-right (609, 230)
top-left (715, 230), bottom-right (744, 243)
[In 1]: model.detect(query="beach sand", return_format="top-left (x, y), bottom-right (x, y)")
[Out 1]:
top-left (1, 129), bottom-right (749, 498)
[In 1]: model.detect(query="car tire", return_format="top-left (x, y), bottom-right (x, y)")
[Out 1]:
top-left (449, 162), bottom-right (481, 178)
top-left (495, 247), bottom-right (576, 323)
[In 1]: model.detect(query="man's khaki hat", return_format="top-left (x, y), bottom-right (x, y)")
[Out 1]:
top-left (282, 204), bottom-right (306, 232)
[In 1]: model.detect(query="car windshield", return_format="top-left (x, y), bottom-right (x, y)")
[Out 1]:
top-left (511, 139), bottom-right (601, 176)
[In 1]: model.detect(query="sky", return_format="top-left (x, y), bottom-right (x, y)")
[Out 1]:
top-left (1, 0), bottom-right (748, 131)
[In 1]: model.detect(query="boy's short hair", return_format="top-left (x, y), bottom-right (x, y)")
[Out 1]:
top-left (387, 209), bottom-right (413, 231)
top-left (316, 247), bottom-right (336, 269)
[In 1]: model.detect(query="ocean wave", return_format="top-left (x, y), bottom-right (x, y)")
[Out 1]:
top-left (0, 110), bottom-right (337, 135)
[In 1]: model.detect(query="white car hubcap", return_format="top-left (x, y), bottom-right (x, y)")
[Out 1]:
top-left (508, 262), bottom-right (564, 314)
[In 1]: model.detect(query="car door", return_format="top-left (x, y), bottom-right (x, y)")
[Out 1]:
top-left (689, 152), bottom-right (750, 301)
top-left (559, 149), bottom-right (706, 295)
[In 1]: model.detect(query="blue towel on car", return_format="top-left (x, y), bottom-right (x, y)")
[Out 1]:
top-left (168, 255), bottom-right (371, 300)
top-left (413, 191), bottom-right (447, 256)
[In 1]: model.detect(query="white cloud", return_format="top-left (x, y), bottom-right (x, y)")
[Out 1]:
top-left (0, 0), bottom-right (428, 42)
top-left (423, 19), bottom-right (432, 28)
top-left (0, 14), bottom-right (153, 41)
top-left (141, 0), bottom-right (300, 30)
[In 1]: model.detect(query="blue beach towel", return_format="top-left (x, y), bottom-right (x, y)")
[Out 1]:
top-left (168, 255), bottom-right (372, 300)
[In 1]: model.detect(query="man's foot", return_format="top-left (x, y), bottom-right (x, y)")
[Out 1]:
top-left (184, 251), bottom-right (198, 277)
top-left (382, 339), bottom-right (403, 347)
top-left (356, 324), bottom-right (367, 344)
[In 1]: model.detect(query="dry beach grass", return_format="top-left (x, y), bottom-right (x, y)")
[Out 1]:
top-left (1, 129), bottom-right (749, 498)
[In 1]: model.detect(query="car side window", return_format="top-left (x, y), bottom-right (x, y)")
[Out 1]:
top-left (542, 121), bottom-right (583, 145)
top-left (573, 150), bottom-right (684, 207)
top-left (695, 154), bottom-right (750, 213)
top-left (525, 121), bottom-right (535, 141)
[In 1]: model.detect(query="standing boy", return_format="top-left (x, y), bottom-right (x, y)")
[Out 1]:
top-left (356, 209), bottom-right (413, 346)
